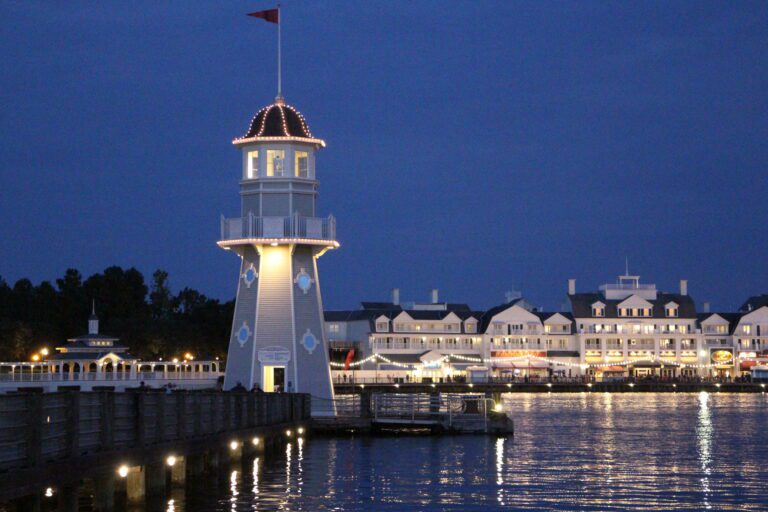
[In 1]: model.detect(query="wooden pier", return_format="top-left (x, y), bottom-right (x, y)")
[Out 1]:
top-left (312, 392), bottom-right (514, 435)
top-left (0, 389), bottom-right (310, 502)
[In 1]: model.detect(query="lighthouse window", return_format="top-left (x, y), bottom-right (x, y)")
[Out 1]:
top-left (247, 151), bottom-right (259, 179)
top-left (295, 151), bottom-right (309, 178)
top-left (267, 150), bottom-right (285, 177)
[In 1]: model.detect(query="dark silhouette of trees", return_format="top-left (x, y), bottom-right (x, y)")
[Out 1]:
top-left (0, 267), bottom-right (232, 362)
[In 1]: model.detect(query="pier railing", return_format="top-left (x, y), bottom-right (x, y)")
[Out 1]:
top-left (0, 390), bottom-right (310, 472)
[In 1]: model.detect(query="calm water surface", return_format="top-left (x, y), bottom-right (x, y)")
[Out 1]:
top-left (176, 392), bottom-right (768, 511)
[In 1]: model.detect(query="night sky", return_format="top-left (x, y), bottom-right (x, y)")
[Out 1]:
top-left (2, 1), bottom-right (767, 312)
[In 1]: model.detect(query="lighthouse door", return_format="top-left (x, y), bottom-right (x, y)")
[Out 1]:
top-left (263, 366), bottom-right (286, 392)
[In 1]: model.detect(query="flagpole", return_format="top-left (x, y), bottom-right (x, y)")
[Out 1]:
top-left (277, 4), bottom-right (282, 98)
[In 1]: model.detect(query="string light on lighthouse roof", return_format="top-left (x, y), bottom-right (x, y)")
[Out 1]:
top-left (239, 101), bottom-right (315, 140)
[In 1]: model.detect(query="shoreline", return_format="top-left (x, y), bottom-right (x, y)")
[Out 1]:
top-left (333, 381), bottom-right (768, 394)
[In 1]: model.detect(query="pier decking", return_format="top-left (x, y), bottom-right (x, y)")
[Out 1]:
top-left (0, 390), bottom-right (309, 501)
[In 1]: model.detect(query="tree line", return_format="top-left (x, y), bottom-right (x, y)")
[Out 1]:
top-left (0, 267), bottom-right (233, 362)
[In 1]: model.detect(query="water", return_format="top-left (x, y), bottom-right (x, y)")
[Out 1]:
top-left (10, 392), bottom-right (768, 511)
top-left (177, 392), bottom-right (768, 511)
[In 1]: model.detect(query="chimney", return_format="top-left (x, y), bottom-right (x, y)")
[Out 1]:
top-left (680, 279), bottom-right (688, 296)
top-left (392, 288), bottom-right (400, 306)
top-left (568, 279), bottom-right (576, 295)
top-left (703, 302), bottom-right (710, 313)
top-left (431, 289), bottom-right (439, 304)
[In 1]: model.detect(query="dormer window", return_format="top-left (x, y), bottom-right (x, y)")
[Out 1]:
top-left (592, 307), bottom-right (605, 317)
top-left (267, 150), bottom-right (285, 177)
top-left (665, 306), bottom-right (678, 318)
top-left (618, 307), bottom-right (652, 317)
top-left (466, 323), bottom-right (476, 333)
top-left (295, 151), bottom-right (309, 178)
top-left (247, 150), bottom-right (259, 179)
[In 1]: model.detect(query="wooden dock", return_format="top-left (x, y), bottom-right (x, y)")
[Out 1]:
top-left (0, 389), bottom-right (310, 501)
top-left (312, 393), bottom-right (514, 435)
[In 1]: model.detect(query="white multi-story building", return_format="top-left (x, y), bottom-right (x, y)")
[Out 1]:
top-left (568, 274), bottom-right (704, 380)
top-left (324, 284), bottom-right (768, 382)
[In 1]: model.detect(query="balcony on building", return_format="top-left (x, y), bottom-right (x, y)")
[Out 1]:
top-left (218, 213), bottom-right (338, 248)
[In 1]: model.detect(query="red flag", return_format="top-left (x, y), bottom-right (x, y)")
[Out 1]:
top-left (344, 349), bottom-right (356, 371)
top-left (247, 8), bottom-right (279, 24)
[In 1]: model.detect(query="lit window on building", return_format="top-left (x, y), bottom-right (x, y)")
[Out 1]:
top-left (267, 150), bottom-right (285, 176)
top-left (295, 151), bottom-right (308, 178)
top-left (248, 150), bottom-right (259, 179)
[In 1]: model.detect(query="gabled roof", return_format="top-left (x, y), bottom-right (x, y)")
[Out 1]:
top-left (739, 295), bottom-right (768, 313)
top-left (537, 312), bottom-right (576, 326)
top-left (478, 299), bottom-right (524, 333)
top-left (696, 313), bottom-right (743, 334)
top-left (568, 292), bottom-right (697, 319)
top-left (325, 302), bottom-right (483, 333)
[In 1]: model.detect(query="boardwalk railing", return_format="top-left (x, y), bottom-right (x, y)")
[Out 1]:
top-left (0, 390), bottom-right (310, 472)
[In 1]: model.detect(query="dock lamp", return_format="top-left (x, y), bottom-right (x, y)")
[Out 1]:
top-left (297, 427), bottom-right (305, 435)
top-left (285, 430), bottom-right (293, 437)
top-left (40, 348), bottom-right (49, 357)
top-left (252, 437), bottom-right (261, 446)
top-left (117, 465), bottom-right (129, 478)
top-left (229, 440), bottom-right (239, 451)
top-left (166, 455), bottom-right (177, 467)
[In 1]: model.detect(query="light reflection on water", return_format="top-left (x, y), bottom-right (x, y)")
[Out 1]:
top-left (175, 393), bottom-right (768, 511)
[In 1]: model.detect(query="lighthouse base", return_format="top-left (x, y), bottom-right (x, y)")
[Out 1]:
top-left (223, 243), bottom-right (334, 402)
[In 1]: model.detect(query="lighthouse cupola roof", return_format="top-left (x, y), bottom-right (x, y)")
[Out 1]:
top-left (234, 96), bottom-right (325, 147)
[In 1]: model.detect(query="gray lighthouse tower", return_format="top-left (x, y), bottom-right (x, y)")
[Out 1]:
top-left (220, 96), bottom-right (336, 401)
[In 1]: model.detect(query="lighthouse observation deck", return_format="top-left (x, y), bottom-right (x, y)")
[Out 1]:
top-left (218, 213), bottom-right (338, 248)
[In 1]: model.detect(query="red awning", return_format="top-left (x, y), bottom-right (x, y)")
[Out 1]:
top-left (741, 361), bottom-right (757, 370)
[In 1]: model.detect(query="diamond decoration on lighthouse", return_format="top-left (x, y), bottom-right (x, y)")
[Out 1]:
top-left (236, 322), bottom-right (251, 347)
top-left (241, 263), bottom-right (258, 288)
top-left (300, 329), bottom-right (318, 354)
top-left (294, 268), bottom-right (314, 294)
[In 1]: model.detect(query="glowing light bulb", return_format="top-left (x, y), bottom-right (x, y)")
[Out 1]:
top-left (252, 437), bottom-right (260, 446)
top-left (118, 465), bottom-right (129, 478)
top-left (230, 441), bottom-right (239, 450)
top-left (166, 455), bottom-right (176, 467)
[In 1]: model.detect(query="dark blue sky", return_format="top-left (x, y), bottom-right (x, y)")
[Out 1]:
top-left (2, 1), bottom-right (767, 312)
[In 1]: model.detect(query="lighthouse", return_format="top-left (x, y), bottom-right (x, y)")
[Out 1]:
top-left (219, 95), bottom-right (337, 401)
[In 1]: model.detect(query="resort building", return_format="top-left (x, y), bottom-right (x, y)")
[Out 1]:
top-left (325, 278), bottom-right (768, 382)
top-left (324, 290), bottom-right (484, 382)
top-left (568, 274), bottom-right (702, 380)
top-left (480, 300), bottom-right (579, 380)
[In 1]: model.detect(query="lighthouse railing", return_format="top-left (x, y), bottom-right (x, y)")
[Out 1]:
top-left (220, 215), bottom-right (337, 241)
